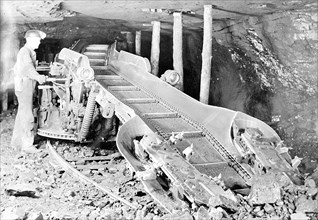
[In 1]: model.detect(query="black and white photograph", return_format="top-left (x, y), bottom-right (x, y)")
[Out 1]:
top-left (0, 1), bottom-right (317, 219)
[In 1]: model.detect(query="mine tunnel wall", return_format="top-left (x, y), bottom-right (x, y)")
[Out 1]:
top-left (178, 13), bottom-right (317, 169)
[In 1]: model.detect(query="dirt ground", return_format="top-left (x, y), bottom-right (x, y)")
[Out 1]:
top-left (1, 109), bottom-right (318, 220)
top-left (0, 109), bottom-right (164, 220)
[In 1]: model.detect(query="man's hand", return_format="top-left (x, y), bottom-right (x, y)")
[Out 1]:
top-left (37, 75), bottom-right (46, 84)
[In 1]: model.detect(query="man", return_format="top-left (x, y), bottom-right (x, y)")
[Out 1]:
top-left (11, 30), bottom-right (47, 153)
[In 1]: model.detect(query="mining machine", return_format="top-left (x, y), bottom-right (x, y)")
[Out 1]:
top-left (36, 41), bottom-right (299, 213)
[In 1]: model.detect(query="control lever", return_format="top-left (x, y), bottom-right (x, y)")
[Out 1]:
top-left (46, 77), bottom-right (68, 82)
top-left (46, 77), bottom-right (56, 82)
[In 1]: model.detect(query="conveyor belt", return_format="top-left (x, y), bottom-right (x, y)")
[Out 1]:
top-left (83, 44), bottom-right (251, 183)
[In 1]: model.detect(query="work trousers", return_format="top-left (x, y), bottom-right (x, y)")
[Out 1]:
top-left (11, 78), bottom-right (36, 150)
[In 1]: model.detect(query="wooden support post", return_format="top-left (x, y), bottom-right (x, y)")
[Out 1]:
top-left (13, 94), bottom-right (18, 106)
top-left (135, 31), bottom-right (141, 55)
top-left (150, 21), bottom-right (160, 76)
top-left (173, 12), bottom-right (184, 91)
top-left (2, 90), bottom-right (8, 112)
top-left (126, 32), bottom-right (134, 53)
top-left (200, 5), bottom-right (213, 104)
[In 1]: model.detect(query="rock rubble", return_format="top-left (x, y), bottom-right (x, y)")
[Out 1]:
top-left (1, 114), bottom-right (318, 219)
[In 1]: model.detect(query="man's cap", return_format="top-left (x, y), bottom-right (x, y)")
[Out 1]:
top-left (25, 30), bottom-right (46, 39)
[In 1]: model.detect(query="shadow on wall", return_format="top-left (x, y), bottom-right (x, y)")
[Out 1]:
top-left (209, 43), bottom-right (273, 123)
top-left (182, 33), bottom-right (273, 124)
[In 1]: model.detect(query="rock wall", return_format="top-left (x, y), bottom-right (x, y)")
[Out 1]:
top-left (182, 10), bottom-right (317, 167)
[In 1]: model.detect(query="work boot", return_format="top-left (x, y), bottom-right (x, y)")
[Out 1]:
top-left (21, 145), bottom-right (41, 154)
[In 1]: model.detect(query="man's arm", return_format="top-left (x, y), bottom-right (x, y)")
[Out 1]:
top-left (17, 48), bottom-right (46, 83)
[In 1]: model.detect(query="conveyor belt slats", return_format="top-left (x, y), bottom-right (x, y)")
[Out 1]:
top-left (90, 59), bottom-right (106, 65)
top-left (86, 45), bottom-right (109, 51)
top-left (164, 131), bottom-right (203, 138)
top-left (123, 98), bottom-right (157, 104)
top-left (95, 75), bottom-right (122, 80)
top-left (143, 112), bottom-right (178, 119)
top-left (108, 86), bottom-right (139, 91)
top-left (92, 66), bottom-right (109, 70)
top-left (83, 52), bottom-right (106, 57)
